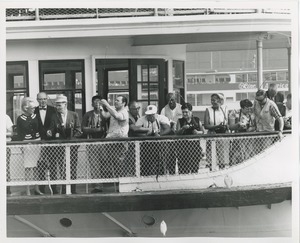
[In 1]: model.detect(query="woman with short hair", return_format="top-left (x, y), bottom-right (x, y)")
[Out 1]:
top-left (176, 103), bottom-right (204, 174)
top-left (17, 97), bottom-right (43, 196)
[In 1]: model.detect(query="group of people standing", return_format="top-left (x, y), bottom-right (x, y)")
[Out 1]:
top-left (6, 83), bottom-right (291, 195)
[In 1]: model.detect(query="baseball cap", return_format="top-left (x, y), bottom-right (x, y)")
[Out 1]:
top-left (55, 95), bottom-right (68, 103)
top-left (145, 105), bottom-right (157, 115)
top-left (211, 93), bottom-right (224, 100)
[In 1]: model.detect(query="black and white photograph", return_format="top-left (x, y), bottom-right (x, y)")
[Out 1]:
top-left (2, 0), bottom-right (299, 242)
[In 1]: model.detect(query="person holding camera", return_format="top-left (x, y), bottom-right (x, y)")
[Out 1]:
top-left (135, 105), bottom-right (171, 176)
top-left (82, 95), bottom-right (107, 193)
top-left (47, 95), bottom-right (82, 194)
top-left (229, 99), bottom-right (256, 133)
top-left (204, 93), bottom-right (230, 170)
top-left (204, 93), bottom-right (229, 134)
top-left (228, 99), bottom-right (256, 165)
top-left (176, 103), bottom-right (204, 174)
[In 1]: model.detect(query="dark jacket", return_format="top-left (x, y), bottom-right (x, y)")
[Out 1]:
top-left (48, 110), bottom-right (81, 139)
top-left (178, 116), bottom-right (201, 135)
top-left (35, 105), bottom-right (57, 140)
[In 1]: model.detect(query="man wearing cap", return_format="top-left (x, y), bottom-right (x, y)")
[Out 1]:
top-left (135, 105), bottom-right (171, 136)
top-left (253, 89), bottom-right (284, 140)
top-left (34, 92), bottom-right (58, 194)
top-left (160, 92), bottom-right (182, 134)
top-left (47, 95), bottom-right (82, 194)
top-left (135, 105), bottom-right (171, 176)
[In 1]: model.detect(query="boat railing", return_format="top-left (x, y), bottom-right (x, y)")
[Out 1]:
top-left (6, 8), bottom-right (291, 22)
top-left (6, 131), bottom-right (290, 195)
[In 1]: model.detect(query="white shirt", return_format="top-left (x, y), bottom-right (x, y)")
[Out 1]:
top-left (39, 106), bottom-right (47, 125)
top-left (136, 114), bottom-right (170, 134)
top-left (61, 112), bottom-right (67, 128)
top-left (106, 108), bottom-right (129, 138)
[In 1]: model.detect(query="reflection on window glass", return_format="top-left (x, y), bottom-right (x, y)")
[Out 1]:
top-left (12, 93), bottom-right (25, 123)
top-left (13, 76), bottom-right (25, 89)
top-left (149, 65), bottom-right (158, 82)
top-left (44, 73), bottom-right (66, 90)
top-left (75, 72), bottom-right (82, 89)
top-left (108, 70), bottom-right (128, 89)
top-left (137, 83), bottom-right (148, 100)
top-left (142, 65), bottom-right (148, 82)
top-left (173, 60), bottom-right (184, 88)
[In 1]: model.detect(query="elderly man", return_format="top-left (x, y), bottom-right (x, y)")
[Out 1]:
top-left (35, 92), bottom-right (58, 194)
top-left (100, 95), bottom-right (129, 177)
top-left (161, 92), bottom-right (182, 133)
top-left (253, 89), bottom-right (284, 140)
top-left (47, 95), bottom-right (82, 194)
top-left (135, 105), bottom-right (171, 176)
top-left (128, 100), bottom-right (141, 137)
top-left (82, 95), bottom-right (107, 193)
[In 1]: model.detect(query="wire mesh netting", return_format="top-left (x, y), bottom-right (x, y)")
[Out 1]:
top-left (7, 134), bottom-right (279, 188)
top-left (6, 8), bottom-right (291, 21)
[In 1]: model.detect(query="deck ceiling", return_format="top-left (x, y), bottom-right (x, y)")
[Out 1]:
top-left (131, 31), bottom-right (291, 51)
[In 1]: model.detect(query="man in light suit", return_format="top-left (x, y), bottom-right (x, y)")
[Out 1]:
top-left (47, 95), bottom-right (82, 194)
top-left (35, 92), bottom-right (58, 194)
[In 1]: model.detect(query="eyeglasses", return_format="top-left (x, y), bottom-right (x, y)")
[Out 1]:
top-left (37, 98), bottom-right (47, 101)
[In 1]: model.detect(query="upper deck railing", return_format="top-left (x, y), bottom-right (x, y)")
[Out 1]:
top-left (6, 131), bottom-right (290, 196)
top-left (6, 8), bottom-right (291, 22)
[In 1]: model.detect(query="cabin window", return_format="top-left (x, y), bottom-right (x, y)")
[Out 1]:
top-left (39, 60), bottom-right (85, 121)
top-left (107, 69), bottom-right (129, 106)
top-left (173, 60), bottom-right (185, 104)
top-left (6, 61), bottom-right (29, 124)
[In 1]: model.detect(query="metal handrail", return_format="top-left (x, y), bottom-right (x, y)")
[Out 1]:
top-left (7, 130), bottom-right (291, 145)
top-left (6, 8), bottom-right (291, 22)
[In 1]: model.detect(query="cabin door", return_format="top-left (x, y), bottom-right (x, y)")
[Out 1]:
top-left (96, 58), bottom-right (167, 114)
top-left (129, 59), bottom-right (167, 114)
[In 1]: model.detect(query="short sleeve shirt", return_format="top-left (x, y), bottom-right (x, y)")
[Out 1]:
top-left (106, 108), bottom-right (129, 138)
top-left (136, 114), bottom-right (170, 133)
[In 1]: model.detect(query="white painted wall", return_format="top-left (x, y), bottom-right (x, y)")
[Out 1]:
top-left (7, 37), bottom-right (186, 110)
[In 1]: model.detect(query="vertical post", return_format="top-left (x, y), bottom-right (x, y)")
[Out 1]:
top-left (65, 145), bottom-right (71, 195)
top-left (287, 46), bottom-right (291, 93)
top-left (154, 8), bottom-right (158, 16)
top-left (35, 8), bottom-right (39, 21)
top-left (211, 140), bottom-right (217, 171)
top-left (256, 38), bottom-right (263, 89)
top-left (135, 141), bottom-right (140, 178)
top-left (96, 8), bottom-right (98, 18)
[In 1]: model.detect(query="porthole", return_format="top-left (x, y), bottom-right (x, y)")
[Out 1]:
top-left (60, 218), bottom-right (72, 227)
